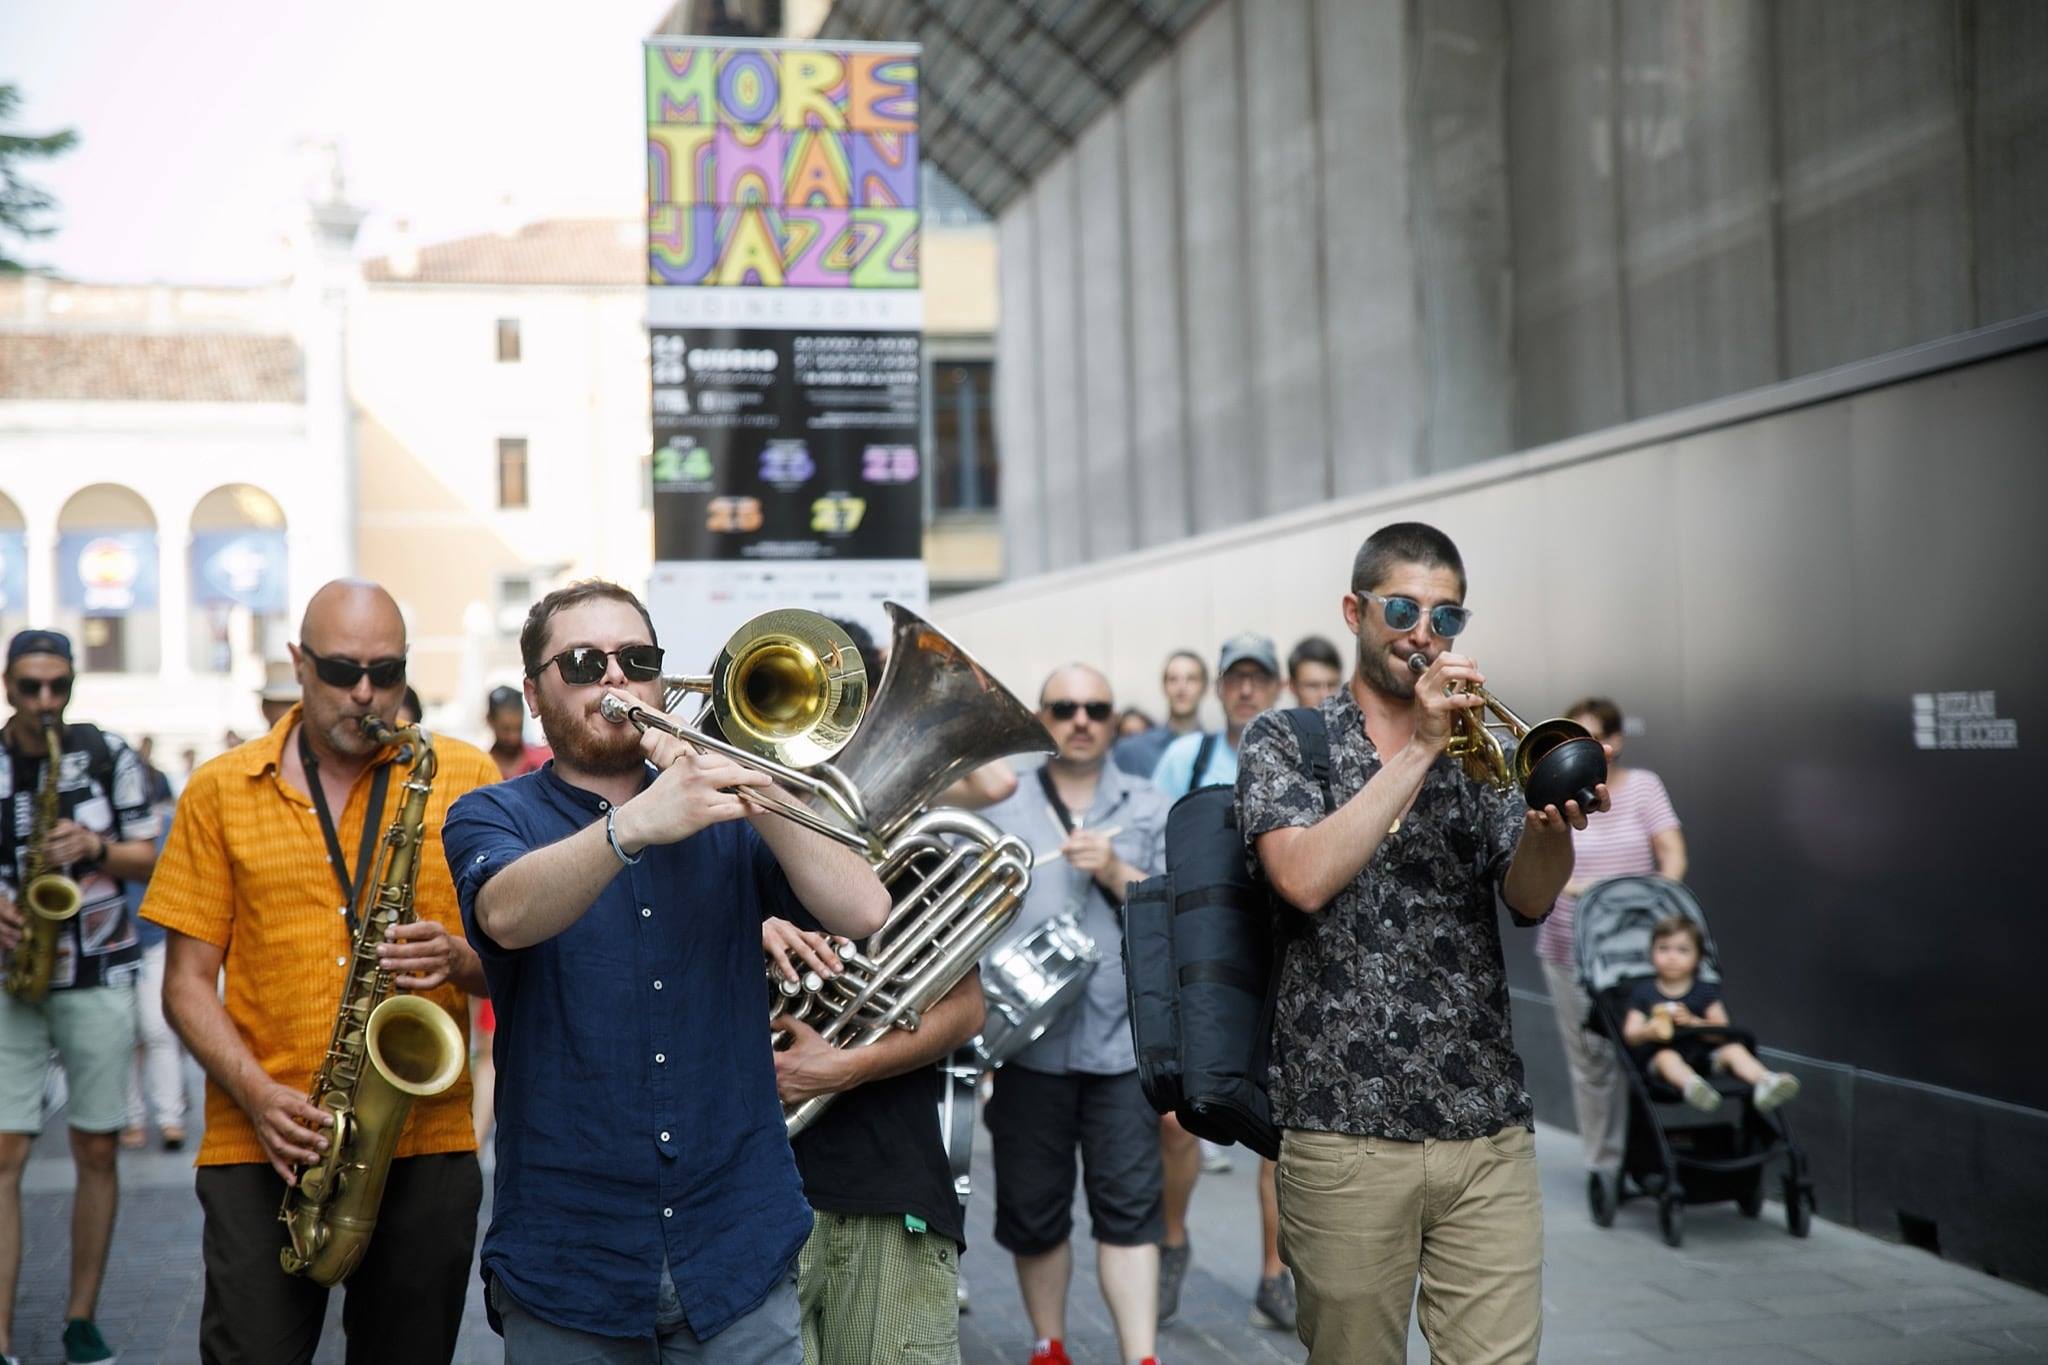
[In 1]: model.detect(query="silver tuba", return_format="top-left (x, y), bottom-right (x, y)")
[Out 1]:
top-left (602, 603), bottom-right (1053, 1137)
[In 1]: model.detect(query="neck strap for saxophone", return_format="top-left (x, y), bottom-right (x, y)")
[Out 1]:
top-left (299, 725), bottom-right (392, 935)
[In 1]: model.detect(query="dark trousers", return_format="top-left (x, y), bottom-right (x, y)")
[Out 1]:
top-left (985, 1065), bottom-right (1164, 1256)
top-left (195, 1152), bottom-right (483, 1365)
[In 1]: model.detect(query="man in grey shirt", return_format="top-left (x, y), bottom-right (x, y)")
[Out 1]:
top-left (980, 664), bottom-right (1169, 1365)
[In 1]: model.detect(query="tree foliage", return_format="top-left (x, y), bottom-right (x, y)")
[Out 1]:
top-left (0, 83), bottom-right (79, 272)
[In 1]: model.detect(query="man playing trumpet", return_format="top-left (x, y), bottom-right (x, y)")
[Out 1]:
top-left (1239, 522), bottom-right (1610, 1363)
top-left (444, 580), bottom-right (887, 1362)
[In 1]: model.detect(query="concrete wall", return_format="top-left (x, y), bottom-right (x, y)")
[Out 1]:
top-left (993, 0), bottom-right (2048, 567)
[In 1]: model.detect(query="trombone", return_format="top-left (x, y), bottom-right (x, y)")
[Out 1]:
top-left (598, 609), bottom-right (885, 859)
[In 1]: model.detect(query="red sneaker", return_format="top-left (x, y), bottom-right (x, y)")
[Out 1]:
top-left (1028, 1341), bottom-right (1073, 1365)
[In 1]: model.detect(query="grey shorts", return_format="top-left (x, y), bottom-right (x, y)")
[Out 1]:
top-left (0, 982), bottom-right (137, 1134)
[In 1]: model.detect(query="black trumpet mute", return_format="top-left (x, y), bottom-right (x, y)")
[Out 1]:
top-left (1514, 720), bottom-right (1607, 814)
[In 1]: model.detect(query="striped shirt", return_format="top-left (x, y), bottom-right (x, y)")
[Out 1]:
top-left (142, 706), bottom-right (498, 1167)
top-left (1535, 767), bottom-right (1681, 966)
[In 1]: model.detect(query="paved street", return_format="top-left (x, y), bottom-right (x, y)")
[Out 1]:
top-left (10, 1070), bottom-right (2048, 1364)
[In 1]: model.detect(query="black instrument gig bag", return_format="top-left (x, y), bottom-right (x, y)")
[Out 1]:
top-left (1121, 708), bottom-right (1332, 1162)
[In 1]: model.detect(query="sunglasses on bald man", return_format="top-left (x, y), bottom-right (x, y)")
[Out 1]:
top-left (301, 646), bottom-right (408, 691)
top-left (1046, 700), bottom-right (1114, 722)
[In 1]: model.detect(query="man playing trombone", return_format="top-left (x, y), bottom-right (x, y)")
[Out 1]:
top-left (443, 580), bottom-right (888, 1363)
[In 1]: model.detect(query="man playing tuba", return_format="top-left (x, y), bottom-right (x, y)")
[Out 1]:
top-left (146, 581), bottom-right (499, 1365)
top-left (443, 580), bottom-right (888, 1362)
top-left (0, 629), bottom-right (161, 1365)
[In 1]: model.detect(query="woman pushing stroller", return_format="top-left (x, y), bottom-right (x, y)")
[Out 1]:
top-left (1622, 915), bottom-right (1802, 1115)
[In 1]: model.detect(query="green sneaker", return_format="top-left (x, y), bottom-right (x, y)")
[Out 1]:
top-left (63, 1318), bottom-right (116, 1364)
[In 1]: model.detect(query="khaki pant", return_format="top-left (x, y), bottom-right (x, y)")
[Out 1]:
top-left (1275, 1125), bottom-right (1543, 1365)
top-left (1541, 957), bottom-right (1628, 1176)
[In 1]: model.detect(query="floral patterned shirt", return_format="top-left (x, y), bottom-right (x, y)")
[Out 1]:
top-left (1236, 689), bottom-right (1539, 1141)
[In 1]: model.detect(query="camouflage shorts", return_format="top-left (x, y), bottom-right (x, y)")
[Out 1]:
top-left (796, 1210), bottom-right (960, 1365)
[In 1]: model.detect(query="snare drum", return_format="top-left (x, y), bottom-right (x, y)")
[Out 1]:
top-left (975, 911), bottom-right (1098, 1066)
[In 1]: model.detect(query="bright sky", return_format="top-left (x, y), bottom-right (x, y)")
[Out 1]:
top-left (0, 0), bottom-right (673, 284)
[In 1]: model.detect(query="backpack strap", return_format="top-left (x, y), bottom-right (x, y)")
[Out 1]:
top-left (1187, 732), bottom-right (1220, 794)
top-left (1283, 707), bottom-right (1334, 814)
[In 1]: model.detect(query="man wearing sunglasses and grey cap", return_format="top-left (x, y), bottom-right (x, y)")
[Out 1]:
top-left (0, 629), bottom-right (161, 1365)
top-left (144, 579), bottom-right (500, 1364)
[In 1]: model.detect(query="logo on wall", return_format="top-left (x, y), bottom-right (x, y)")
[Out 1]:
top-left (1912, 692), bottom-right (2018, 751)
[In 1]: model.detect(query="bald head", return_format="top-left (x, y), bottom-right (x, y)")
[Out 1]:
top-left (300, 579), bottom-right (406, 657)
top-left (1039, 663), bottom-right (1112, 709)
top-left (1039, 663), bottom-right (1115, 770)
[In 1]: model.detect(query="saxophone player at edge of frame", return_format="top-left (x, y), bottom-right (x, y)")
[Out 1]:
top-left (0, 629), bottom-right (162, 1365)
top-left (145, 580), bottom-right (500, 1365)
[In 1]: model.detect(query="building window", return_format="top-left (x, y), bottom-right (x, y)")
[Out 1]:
top-left (932, 361), bottom-right (997, 512)
top-left (496, 318), bottom-right (521, 362)
top-left (498, 438), bottom-right (529, 509)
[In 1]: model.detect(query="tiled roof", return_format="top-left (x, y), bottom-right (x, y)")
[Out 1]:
top-left (0, 331), bottom-right (304, 403)
top-left (363, 219), bottom-right (642, 287)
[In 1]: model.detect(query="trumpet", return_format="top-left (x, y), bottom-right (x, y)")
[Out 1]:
top-left (1408, 652), bottom-right (1606, 811)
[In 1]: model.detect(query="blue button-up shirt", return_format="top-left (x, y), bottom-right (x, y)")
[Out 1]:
top-left (444, 764), bottom-right (811, 1341)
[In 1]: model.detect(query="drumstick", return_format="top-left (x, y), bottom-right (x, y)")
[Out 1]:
top-left (1035, 825), bottom-right (1124, 865)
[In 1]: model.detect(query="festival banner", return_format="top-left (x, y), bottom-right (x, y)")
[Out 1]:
top-left (644, 36), bottom-right (925, 664)
top-left (57, 531), bottom-right (159, 614)
top-left (190, 530), bottom-right (289, 614)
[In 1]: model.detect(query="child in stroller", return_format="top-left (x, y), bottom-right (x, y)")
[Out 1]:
top-left (1621, 913), bottom-right (1801, 1114)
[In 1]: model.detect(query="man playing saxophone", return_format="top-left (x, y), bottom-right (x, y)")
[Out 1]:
top-left (144, 581), bottom-right (499, 1365)
top-left (442, 580), bottom-right (888, 1363)
top-left (0, 629), bottom-right (161, 1365)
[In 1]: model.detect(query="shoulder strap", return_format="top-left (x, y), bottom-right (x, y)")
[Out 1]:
top-left (1188, 732), bottom-right (1219, 794)
top-left (63, 723), bottom-right (117, 794)
top-left (1283, 708), bottom-right (1334, 814)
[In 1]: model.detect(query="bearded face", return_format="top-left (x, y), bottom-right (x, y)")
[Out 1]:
top-left (1356, 631), bottom-right (1418, 702)
top-left (533, 683), bottom-right (645, 777)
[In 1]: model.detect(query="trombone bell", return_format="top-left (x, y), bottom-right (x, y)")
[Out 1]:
top-left (662, 610), bottom-right (868, 771)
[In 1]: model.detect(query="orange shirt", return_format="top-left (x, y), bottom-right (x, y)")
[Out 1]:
top-left (142, 706), bottom-right (499, 1167)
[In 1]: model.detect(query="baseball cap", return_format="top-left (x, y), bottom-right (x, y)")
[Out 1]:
top-left (1217, 632), bottom-right (1279, 676)
top-left (6, 629), bottom-right (73, 666)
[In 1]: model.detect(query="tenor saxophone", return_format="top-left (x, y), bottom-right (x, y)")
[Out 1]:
top-left (279, 715), bottom-right (466, 1286)
top-left (4, 717), bottom-right (83, 1004)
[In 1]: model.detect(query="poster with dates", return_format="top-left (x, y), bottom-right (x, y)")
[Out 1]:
top-left (651, 327), bottom-right (922, 562)
top-left (643, 37), bottom-right (925, 667)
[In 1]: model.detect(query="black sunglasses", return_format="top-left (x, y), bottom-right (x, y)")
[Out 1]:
top-left (1046, 700), bottom-right (1114, 723)
top-left (1356, 591), bottom-right (1473, 640)
top-left (532, 644), bottom-right (665, 686)
top-left (10, 676), bottom-right (73, 700)
top-left (301, 646), bottom-right (408, 691)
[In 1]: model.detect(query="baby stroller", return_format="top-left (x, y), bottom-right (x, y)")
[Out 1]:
top-left (1572, 875), bottom-right (1815, 1247)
